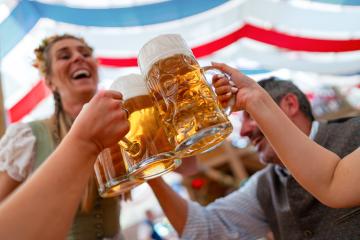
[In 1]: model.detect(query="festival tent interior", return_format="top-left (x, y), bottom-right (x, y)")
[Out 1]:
top-left (1, 0), bottom-right (360, 237)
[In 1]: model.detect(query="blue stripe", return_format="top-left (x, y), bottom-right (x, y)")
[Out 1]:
top-left (311, 0), bottom-right (360, 5)
top-left (0, 1), bottom-right (39, 58)
top-left (241, 69), bottom-right (271, 75)
top-left (0, 0), bottom-right (227, 58)
top-left (241, 68), bottom-right (360, 76)
top-left (33, 0), bottom-right (228, 27)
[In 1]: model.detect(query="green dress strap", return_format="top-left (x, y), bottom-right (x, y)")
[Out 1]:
top-left (28, 119), bottom-right (56, 168)
top-left (28, 119), bottom-right (121, 240)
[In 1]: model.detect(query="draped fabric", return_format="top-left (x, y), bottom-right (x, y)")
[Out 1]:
top-left (0, 0), bottom-right (360, 122)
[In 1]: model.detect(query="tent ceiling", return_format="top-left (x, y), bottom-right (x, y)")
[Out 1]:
top-left (0, 0), bottom-right (360, 122)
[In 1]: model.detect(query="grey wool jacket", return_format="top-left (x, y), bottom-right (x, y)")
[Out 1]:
top-left (256, 117), bottom-right (360, 240)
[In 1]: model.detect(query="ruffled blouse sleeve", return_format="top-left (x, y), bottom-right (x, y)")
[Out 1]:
top-left (0, 123), bottom-right (36, 182)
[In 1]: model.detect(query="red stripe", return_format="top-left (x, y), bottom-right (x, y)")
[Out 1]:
top-left (8, 80), bottom-right (50, 122)
top-left (97, 57), bottom-right (137, 67)
top-left (242, 24), bottom-right (360, 52)
top-left (192, 27), bottom-right (246, 58)
top-left (98, 23), bottom-right (360, 67)
top-left (8, 23), bottom-right (360, 122)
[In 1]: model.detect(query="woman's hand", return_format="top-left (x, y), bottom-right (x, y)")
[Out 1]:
top-left (212, 62), bottom-right (265, 112)
top-left (70, 90), bottom-right (130, 154)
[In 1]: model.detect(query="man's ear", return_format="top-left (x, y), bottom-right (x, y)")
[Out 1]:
top-left (278, 93), bottom-right (300, 117)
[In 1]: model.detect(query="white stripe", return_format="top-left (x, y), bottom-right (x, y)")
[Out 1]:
top-left (33, 0), bottom-right (168, 8)
top-left (242, 0), bottom-right (360, 37)
top-left (0, 0), bottom-right (19, 23)
top-left (208, 39), bottom-right (360, 75)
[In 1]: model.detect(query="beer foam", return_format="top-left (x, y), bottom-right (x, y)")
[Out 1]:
top-left (109, 73), bottom-right (149, 100)
top-left (138, 34), bottom-right (194, 75)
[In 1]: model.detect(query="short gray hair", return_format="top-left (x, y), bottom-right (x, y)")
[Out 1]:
top-left (258, 77), bottom-right (315, 122)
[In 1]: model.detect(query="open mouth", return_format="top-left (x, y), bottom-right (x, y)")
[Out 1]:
top-left (71, 69), bottom-right (91, 80)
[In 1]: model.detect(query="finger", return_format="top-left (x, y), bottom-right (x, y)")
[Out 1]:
top-left (82, 103), bottom-right (89, 111)
top-left (229, 80), bottom-right (236, 87)
top-left (231, 86), bottom-right (238, 94)
top-left (116, 105), bottom-right (130, 120)
top-left (121, 106), bottom-right (130, 118)
top-left (220, 101), bottom-right (229, 108)
top-left (116, 99), bottom-right (130, 118)
top-left (215, 85), bottom-right (231, 95)
top-left (212, 73), bottom-right (226, 82)
top-left (218, 92), bottom-right (232, 102)
top-left (211, 62), bottom-right (238, 77)
top-left (116, 121), bottom-right (130, 140)
top-left (213, 77), bottom-right (230, 88)
top-left (109, 114), bottom-right (130, 137)
top-left (98, 90), bottom-right (123, 100)
top-left (107, 98), bottom-right (124, 113)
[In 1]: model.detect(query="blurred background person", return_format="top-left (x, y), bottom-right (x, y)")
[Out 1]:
top-left (137, 209), bottom-right (164, 240)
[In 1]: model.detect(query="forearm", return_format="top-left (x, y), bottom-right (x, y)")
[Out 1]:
top-left (0, 173), bottom-right (20, 203)
top-left (147, 177), bottom-right (188, 235)
top-left (0, 133), bottom-right (98, 239)
top-left (248, 92), bottom-right (341, 202)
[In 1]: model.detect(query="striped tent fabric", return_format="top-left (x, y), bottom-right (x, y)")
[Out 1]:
top-left (0, 0), bottom-right (360, 122)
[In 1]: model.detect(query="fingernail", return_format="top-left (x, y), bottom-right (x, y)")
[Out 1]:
top-left (231, 87), bottom-right (238, 93)
top-left (226, 92), bottom-right (232, 96)
top-left (229, 80), bottom-right (236, 86)
top-left (217, 73), bottom-right (225, 78)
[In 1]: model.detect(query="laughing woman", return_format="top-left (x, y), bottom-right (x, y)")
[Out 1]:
top-left (0, 34), bottom-right (124, 239)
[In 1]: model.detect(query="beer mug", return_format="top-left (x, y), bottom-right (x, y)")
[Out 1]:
top-left (110, 74), bottom-right (181, 180)
top-left (94, 145), bottom-right (143, 198)
top-left (138, 34), bottom-right (233, 157)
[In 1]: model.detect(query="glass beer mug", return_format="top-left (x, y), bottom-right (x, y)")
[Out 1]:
top-left (138, 34), bottom-right (233, 157)
top-left (94, 145), bottom-right (143, 198)
top-left (110, 73), bottom-right (181, 180)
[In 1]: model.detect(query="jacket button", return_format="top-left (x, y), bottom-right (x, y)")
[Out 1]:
top-left (304, 230), bottom-right (313, 238)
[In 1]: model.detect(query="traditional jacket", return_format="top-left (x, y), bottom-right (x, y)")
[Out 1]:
top-left (257, 117), bottom-right (360, 239)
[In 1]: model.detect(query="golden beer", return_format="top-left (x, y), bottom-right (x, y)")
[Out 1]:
top-left (139, 35), bottom-right (233, 156)
top-left (111, 74), bottom-right (181, 180)
top-left (94, 146), bottom-right (142, 198)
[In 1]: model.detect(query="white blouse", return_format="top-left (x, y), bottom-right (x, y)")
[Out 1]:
top-left (0, 123), bottom-right (36, 182)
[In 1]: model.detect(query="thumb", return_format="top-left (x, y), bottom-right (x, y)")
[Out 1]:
top-left (211, 62), bottom-right (238, 77)
top-left (211, 62), bottom-right (242, 86)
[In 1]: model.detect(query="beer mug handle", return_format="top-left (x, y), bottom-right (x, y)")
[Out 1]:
top-left (202, 66), bottom-right (237, 115)
top-left (120, 138), bottom-right (144, 158)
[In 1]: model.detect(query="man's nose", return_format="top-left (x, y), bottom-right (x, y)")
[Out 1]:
top-left (240, 119), bottom-right (254, 137)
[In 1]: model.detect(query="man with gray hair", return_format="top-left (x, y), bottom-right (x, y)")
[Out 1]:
top-left (148, 77), bottom-right (360, 239)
